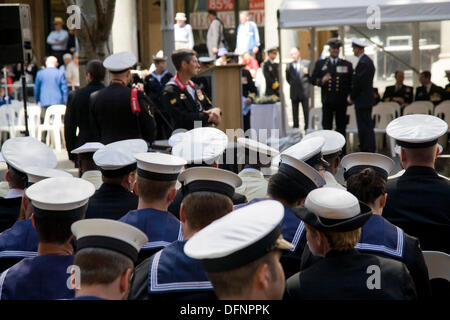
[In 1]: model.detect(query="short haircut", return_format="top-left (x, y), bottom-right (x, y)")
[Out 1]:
top-left (404, 145), bottom-right (436, 165)
top-left (86, 60), bottom-right (106, 82)
top-left (74, 247), bottom-right (133, 286)
top-left (206, 250), bottom-right (279, 298)
top-left (182, 191), bottom-right (233, 230)
top-left (171, 49), bottom-right (197, 71)
top-left (7, 165), bottom-right (27, 189)
top-left (421, 71), bottom-right (431, 79)
top-left (34, 205), bottom-right (87, 244)
top-left (63, 53), bottom-right (73, 60)
top-left (137, 176), bottom-right (176, 203)
top-left (308, 225), bottom-right (361, 251)
top-left (346, 168), bottom-right (386, 205)
top-left (208, 10), bottom-right (217, 16)
top-left (394, 70), bottom-right (404, 77)
top-left (267, 171), bottom-right (310, 205)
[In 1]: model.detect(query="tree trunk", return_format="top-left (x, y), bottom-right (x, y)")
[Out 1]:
top-left (63, 0), bottom-right (116, 87)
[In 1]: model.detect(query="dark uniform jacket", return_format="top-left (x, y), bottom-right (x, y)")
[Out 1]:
top-left (311, 57), bottom-right (353, 105)
top-left (382, 84), bottom-right (413, 105)
top-left (351, 54), bottom-right (376, 108)
top-left (144, 71), bottom-right (173, 108)
top-left (445, 83), bottom-right (450, 101)
top-left (64, 81), bottom-right (105, 160)
top-left (0, 197), bottom-right (22, 233)
top-left (383, 166), bottom-right (450, 253)
top-left (161, 78), bottom-right (213, 132)
top-left (89, 83), bottom-right (157, 145)
top-left (169, 189), bottom-right (247, 220)
top-left (85, 183), bottom-right (138, 220)
top-left (242, 69), bottom-right (257, 100)
top-left (286, 59), bottom-right (311, 101)
top-left (0, 219), bottom-right (38, 272)
top-left (235, 198), bottom-right (307, 278)
top-left (285, 249), bottom-right (417, 300)
top-left (415, 83), bottom-right (445, 106)
top-left (263, 60), bottom-right (280, 96)
top-left (0, 255), bottom-right (75, 300)
top-left (129, 240), bottom-right (216, 301)
top-left (300, 214), bottom-right (431, 300)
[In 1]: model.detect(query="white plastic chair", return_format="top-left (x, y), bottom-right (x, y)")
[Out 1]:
top-left (422, 251), bottom-right (450, 281)
top-left (306, 107), bottom-right (323, 134)
top-left (403, 101), bottom-right (434, 116)
top-left (372, 102), bottom-right (397, 156)
top-left (37, 105), bottom-right (66, 151)
top-left (27, 105), bottom-right (42, 139)
top-left (346, 105), bottom-right (359, 152)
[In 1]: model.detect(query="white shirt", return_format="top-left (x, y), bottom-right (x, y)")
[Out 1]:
top-left (5, 188), bottom-right (24, 199)
top-left (65, 61), bottom-right (80, 87)
top-left (236, 21), bottom-right (260, 55)
top-left (174, 23), bottom-right (194, 50)
top-left (46, 29), bottom-right (69, 51)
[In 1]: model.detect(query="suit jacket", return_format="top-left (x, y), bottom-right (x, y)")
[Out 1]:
top-left (383, 166), bottom-right (450, 253)
top-left (241, 69), bottom-right (257, 100)
top-left (310, 57), bottom-right (353, 105)
top-left (161, 79), bottom-right (213, 132)
top-left (415, 83), bottom-right (445, 106)
top-left (206, 18), bottom-right (226, 58)
top-left (85, 183), bottom-right (138, 220)
top-left (89, 84), bottom-right (157, 145)
top-left (64, 81), bottom-right (105, 160)
top-left (235, 169), bottom-right (268, 202)
top-left (263, 60), bottom-right (280, 96)
top-left (286, 59), bottom-right (311, 101)
top-left (34, 67), bottom-right (68, 107)
top-left (382, 84), bottom-right (413, 104)
top-left (286, 249), bottom-right (417, 300)
top-left (445, 83), bottom-right (450, 100)
top-left (351, 54), bottom-right (376, 108)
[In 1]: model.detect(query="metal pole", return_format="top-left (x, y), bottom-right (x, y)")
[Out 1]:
top-left (161, 0), bottom-right (175, 74)
top-left (412, 22), bottom-right (421, 88)
top-left (21, 65), bottom-right (30, 136)
top-left (277, 10), bottom-right (287, 138)
top-left (310, 27), bottom-right (316, 109)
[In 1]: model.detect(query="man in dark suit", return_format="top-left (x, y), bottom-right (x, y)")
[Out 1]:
top-left (89, 52), bottom-right (156, 145)
top-left (415, 71), bottom-right (445, 106)
top-left (311, 38), bottom-right (353, 140)
top-left (382, 70), bottom-right (413, 109)
top-left (348, 38), bottom-right (376, 153)
top-left (263, 47), bottom-right (280, 97)
top-left (286, 47), bottom-right (311, 129)
top-left (384, 115), bottom-right (450, 253)
top-left (285, 188), bottom-right (417, 300)
top-left (65, 60), bottom-right (105, 162)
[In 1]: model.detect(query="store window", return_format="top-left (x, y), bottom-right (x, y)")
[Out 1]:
top-left (186, 0), bottom-right (265, 56)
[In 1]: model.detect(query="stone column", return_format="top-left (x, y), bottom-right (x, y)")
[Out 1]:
top-left (431, 21), bottom-right (450, 87)
top-left (112, 0), bottom-right (139, 58)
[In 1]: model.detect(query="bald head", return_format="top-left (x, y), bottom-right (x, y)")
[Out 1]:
top-left (46, 56), bottom-right (58, 68)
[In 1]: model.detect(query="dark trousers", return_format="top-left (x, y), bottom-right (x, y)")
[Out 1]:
top-left (51, 50), bottom-right (66, 68)
top-left (322, 102), bottom-right (348, 154)
top-left (355, 106), bottom-right (376, 152)
top-left (292, 99), bottom-right (309, 129)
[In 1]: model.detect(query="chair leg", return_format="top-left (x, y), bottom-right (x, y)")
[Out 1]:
top-left (54, 129), bottom-right (61, 151)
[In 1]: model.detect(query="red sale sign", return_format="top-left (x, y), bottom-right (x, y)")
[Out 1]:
top-left (208, 0), bottom-right (235, 11)
top-left (249, 0), bottom-right (264, 11)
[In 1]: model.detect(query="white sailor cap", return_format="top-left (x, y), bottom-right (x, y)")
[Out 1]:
top-left (279, 154), bottom-right (326, 192)
top-left (135, 152), bottom-right (186, 181)
top-left (71, 142), bottom-right (105, 154)
top-left (26, 177), bottom-right (95, 217)
top-left (23, 167), bottom-right (72, 185)
top-left (175, 12), bottom-right (187, 21)
top-left (237, 137), bottom-right (280, 158)
top-left (93, 139), bottom-right (148, 178)
top-left (172, 127), bottom-right (228, 165)
top-left (0, 153), bottom-right (4, 162)
top-left (303, 130), bottom-right (346, 156)
top-left (198, 57), bottom-right (215, 64)
top-left (386, 114), bottom-right (448, 149)
top-left (340, 152), bottom-right (395, 181)
top-left (1, 137), bottom-right (57, 173)
top-left (282, 136), bottom-right (329, 168)
top-left (352, 38), bottom-right (369, 48)
top-left (103, 52), bottom-right (137, 73)
top-left (168, 130), bottom-right (188, 147)
top-left (72, 219), bottom-right (148, 262)
top-left (184, 200), bottom-right (293, 272)
top-left (293, 188), bottom-right (372, 232)
top-left (178, 167), bottom-right (242, 200)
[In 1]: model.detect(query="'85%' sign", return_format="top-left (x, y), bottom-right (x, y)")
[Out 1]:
top-left (208, 0), bottom-right (235, 11)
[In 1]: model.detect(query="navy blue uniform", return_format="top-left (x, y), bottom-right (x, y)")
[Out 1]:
top-left (382, 84), bottom-right (413, 105)
top-left (0, 255), bottom-right (74, 300)
top-left (85, 183), bottom-right (138, 220)
top-left (0, 197), bottom-right (22, 233)
top-left (235, 198), bottom-right (306, 278)
top-left (415, 84), bottom-right (445, 106)
top-left (119, 208), bottom-right (183, 264)
top-left (129, 240), bottom-right (216, 300)
top-left (263, 60), bottom-right (280, 97)
top-left (311, 57), bottom-right (353, 139)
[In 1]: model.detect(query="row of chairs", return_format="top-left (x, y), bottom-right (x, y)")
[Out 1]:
top-left (0, 102), bottom-right (66, 151)
top-left (308, 100), bottom-right (450, 155)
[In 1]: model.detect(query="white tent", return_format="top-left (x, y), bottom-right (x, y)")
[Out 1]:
top-left (279, 0), bottom-right (450, 29)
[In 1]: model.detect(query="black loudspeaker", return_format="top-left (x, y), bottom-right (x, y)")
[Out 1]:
top-left (0, 4), bottom-right (33, 65)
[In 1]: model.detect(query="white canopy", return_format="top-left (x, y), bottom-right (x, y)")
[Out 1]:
top-left (279, 0), bottom-right (450, 29)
